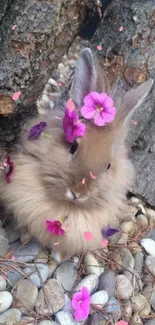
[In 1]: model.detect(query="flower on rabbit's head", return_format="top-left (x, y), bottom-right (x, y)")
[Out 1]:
top-left (45, 220), bottom-right (65, 236)
top-left (72, 287), bottom-right (91, 321)
top-left (81, 92), bottom-right (116, 126)
top-left (63, 107), bottom-right (86, 143)
top-left (6, 155), bottom-right (14, 183)
top-left (28, 121), bottom-right (47, 140)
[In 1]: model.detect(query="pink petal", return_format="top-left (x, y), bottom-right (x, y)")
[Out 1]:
top-left (12, 92), bottom-right (21, 101)
top-left (116, 321), bottom-right (128, 325)
top-left (93, 113), bottom-right (106, 126)
top-left (132, 120), bottom-right (137, 125)
top-left (81, 105), bottom-right (95, 119)
top-left (97, 45), bottom-right (102, 51)
top-left (58, 82), bottom-right (62, 86)
top-left (82, 178), bottom-right (85, 185)
top-left (66, 98), bottom-right (75, 111)
top-left (101, 239), bottom-right (108, 247)
top-left (11, 255), bottom-right (16, 260)
top-left (74, 306), bottom-right (89, 321)
top-left (57, 227), bottom-right (65, 236)
top-left (84, 231), bottom-right (93, 241)
top-left (12, 25), bottom-right (17, 30)
top-left (81, 287), bottom-right (90, 302)
top-left (55, 116), bottom-right (62, 120)
top-left (72, 292), bottom-right (83, 309)
top-left (90, 171), bottom-right (96, 180)
top-left (53, 242), bottom-right (59, 246)
top-left (119, 26), bottom-right (124, 32)
top-left (75, 123), bottom-right (86, 138)
top-left (103, 97), bottom-right (114, 109)
top-left (101, 109), bottom-right (116, 123)
top-left (147, 166), bottom-right (150, 172)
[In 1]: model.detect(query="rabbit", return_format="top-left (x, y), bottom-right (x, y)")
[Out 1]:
top-left (0, 48), bottom-right (153, 263)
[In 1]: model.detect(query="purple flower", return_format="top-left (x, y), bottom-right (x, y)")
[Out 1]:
top-left (102, 227), bottom-right (119, 238)
top-left (6, 155), bottom-right (14, 183)
top-left (63, 107), bottom-right (86, 143)
top-left (72, 287), bottom-right (91, 321)
top-left (45, 220), bottom-right (65, 236)
top-left (81, 92), bottom-right (116, 126)
top-left (28, 121), bottom-right (47, 140)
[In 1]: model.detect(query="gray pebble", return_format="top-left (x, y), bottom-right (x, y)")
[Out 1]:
top-left (145, 229), bottom-right (155, 241)
top-left (14, 240), bottom-right (42, 262)
top-left (134, 252), bottom-right (144, 275)
top-left (0, 291), bottom-right (13, 313)
top-left (116, 274), bottom-right (133, 300)
top-left (123, 300), bottom-right (132, 321)
top-left (137, 214), bottom-right (148, 228)
top-left (111, 247), bottom-right (134, 270)
top-left (87, 313), bottom-right (107, 325)
top-left (62, 294), bottom-right (73, 315)
top-left (0, 308), bottom-right (21, 324)
top-left (145, 255), bottom-right (155, 277)
top-left (0, 226), bottom-right (8, 256)
top-left (48, 259), bottom-right (58, 278)
top-left (98, 269), bottom-right (116, 297)
top-left (74, 274), bottom-right (99, 295)
top-left (23, 263), bottom-right (48, 288)
top-left (144, 321), bottom-right (155, 325)
top-left (0, 275), bottom-right (6, 291)
top-left (4, 221), bottom-right (20, 244)
top-left (150, 288), bottom-right (155, 310)
top-left (35, 251), bottom-right (48, 264)
top-left (38, 321), bottom-right (58, 325)
top-left (84, 252), bottom-right (104, 277)
top-left (7, 268), bottom-right (23, 287)
top-left (21, 316), bottom-right (35, 325)
top-left (132, 293), bottom-right (151, 316)
top-left (54, 261), bottom-right (77, 291)
top-left (14, 279), bottom-right (38, 315)
top-left (55, 311), bottom-right (85, 325)
top-left (124, 268), bottom-right (143, 291)
top-left (91, 290), bottom-right (108, 308)
top-left (103, 297), bottom-right (121, 321)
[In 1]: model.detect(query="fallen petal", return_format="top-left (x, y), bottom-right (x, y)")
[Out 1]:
top-left (12, 91), bottom-right (21, 101)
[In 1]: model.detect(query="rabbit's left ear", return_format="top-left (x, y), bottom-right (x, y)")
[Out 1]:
top-left (71, 48), bottom-right (97, 107)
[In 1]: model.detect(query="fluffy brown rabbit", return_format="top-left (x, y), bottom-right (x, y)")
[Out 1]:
top-left (0, 48), bottom-right (153, 263)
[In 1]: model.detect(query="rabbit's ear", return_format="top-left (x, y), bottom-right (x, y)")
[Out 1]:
top-left (71, 48), bottom-right (96, 107)
top-left (116, 78), bottom-right (153, 122)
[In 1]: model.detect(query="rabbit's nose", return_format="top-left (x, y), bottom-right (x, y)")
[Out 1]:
top-left (66, 189), bottom-right (78, 200)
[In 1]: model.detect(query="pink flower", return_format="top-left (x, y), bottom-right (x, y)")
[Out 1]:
top-left (81, 92), bottom-right (116, 126)
top-left (45, 220), bottom-right (65, 236)
top-left (63, 107), bottom-right (86, 143)
top-left (72, 287), bottom-right (91, 321)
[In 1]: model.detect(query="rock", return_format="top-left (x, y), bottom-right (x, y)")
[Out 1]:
top-left (87, 313), bottom-right (107, 325)
top-left (4, 221), bottom-right (20, 244)
top-left (35, 251), bottom-right (48, 264)
top-left (21, 316), bottom-right (35, 325)
top-left (74, 274), bottom-right (99, 295)
top-left (62, 294), bottom-right (73, 315)
top-left (146, 229), bottom-right (155, 241)
top-left (104, 297), bottom-right (121, 321)
top-left (98, 269), bottom-right (116, 297)
top-left (117, 233), bottom-right (128, 245)
top-left (23, 263), bottom-right (48, 288)
top-left (72, 256), bottom-right (79, 266)
top-left (0, 226), bottom-right (8, 256)
top-left (134, 252), bottom-right (144, 275)
top-left (130, 196), bottom-right (141, 206)
top-left (123, 300), bottom-right (132, 321)
top-left (0, 291), bottom-right (13, 313)
top-left (0, 308), bottom-right (21, 324)
top-left (116, 274), bottom-right (133, 299)
top-left (132, 293), bottom-right (151, 316)
top-left (55, 311), bottom-right (85, 325)
top-left (38, 321), bottom-right (58, 325)
top-left (144, 321), bottom-right (155, 325)
top-left (48, 259), bottom-right (58, 278)
top-left (7, 268), bottom-right (23, 287)
top-left (90, 290), bottom-right (108, 308)
top-left (150, 288), bottom-right (155, 310)
top-left (137, 214), bottom-right (148, 228)
top-left (8, 240), bottom-right (21, 252)
top-left (121, 220), bottom-right (137, 235)
top-left (0, 275), bottom-right (6, 291)
top-left (35, 279), bottom-right (65, 315)
top-left (128, 242), bottom-right (142, 254)
top-left (54, 261), bottom-right (77, 291)
top-left (145, 255), bottom-right (155, 277)
top-left (131, 313), bottom-right (143, 325)
top-left (14, 240), bottom-right (42, 262)
top-left (111, 247), bottom-right (134, 270)
top-left (141, 238), bottom-right (155, 257)
top-left (124, 268), bottom-right (143, 291)
top-left (14, 279), bottom-right (38, 315)
top-left (143, 284), bottom-right (153, 300)
top-left (83, 252), bottom-right (104, 277)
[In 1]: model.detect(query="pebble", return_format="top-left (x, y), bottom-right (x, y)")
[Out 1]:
top-left (111, 247), bottom-right (135, 270)
top-left (14, 279), bottom-right (38, 315)
top-left (121, 220), bottom-right (137, 235)
top-left (7, 268), bottom-right (23, 287)
top-left (83, 252), bottom-right (104, 277)
top-left (117, 233), bottom-right (128, 245)
top-left (145, 255), bottom-right (155, 277)
top-left (146, 229), bottom-right (155, 241)
top-left (55, 311), bottom-right (85, 325)
top-left (90, 290), bottom-right (108, 308)
top-left (134, 252), bottom-right (144, 275)
top-left (23, 263), bottom-right (49, 288)
top-left (0, 291), bottom-right (13, 313)
top-left (38, 321), bottom-right (58, 325)
top-left (0, 226), bottom-right (8, 256)
top-left (87, 313), bottom-right (107, 325)
top-left (48, 259), bottom-right (58, 278)
top-left (124, 268), bottom-right (143, 291)
top-left (144, 321), bottom-right (155, 325)
top-left (98, 269), bottom-right (116, 297)
top-left (0, 275), bottom-right (6, 291)
top-left (150, 287), bottom-right (155, 310)
top-left (128, 242), bottom-right (142, 254)
top-left (35, 251), bottom-right (48, 264)
top-left (0, 308), bottom-right (21, 324)
top-left (116, 274), bottom-right (133, 299)
top-left (103, 297), bottom-right (121, 321)
top-left (4, 221), bottom-right (20, 244)
top-left (132, 293), bottom-right (151, 316)
top-left (141, 238), bottom-right (155, 257)
top-left (21, 316), bottom-right (35, 324)
top-left (143, 284), bottom-right (153, 300)
top-left (35, 279), bottom-right (65, 315)
top-left (137, 214), bottom-right (148, 228)
top-left (123, 300), bottom-right (132, 321)
top-left (130, 196), bottom-right (141, 206)
top-left (54, 261), bottom-right (77, 291)
top-left (131, 313), bottom-right (143, 325)
top-left (74, 274), bottom-right (99, 295)
top-left (62, 294), bottom-right (73, 315)
top-left (14, 240), bottom-right (42, 262)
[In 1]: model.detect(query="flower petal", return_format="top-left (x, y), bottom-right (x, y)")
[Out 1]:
top-left (83, 94), bottom-right (95, 107)
top-left (75, 123), bottom-right (86, 138)
top-left (81, 105), bottom-right (95, 119)
top-left (101, 109), bottom-right (115, 123)
top-left (93, 113), bottom-right (106, 126)
top-left (74, 306), bottom-right (89, 321)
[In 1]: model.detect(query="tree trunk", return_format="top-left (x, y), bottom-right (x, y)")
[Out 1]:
top-left (91, 0), bottom-right (155, 206)
top-left (0, 0), bottom-right (93, 146)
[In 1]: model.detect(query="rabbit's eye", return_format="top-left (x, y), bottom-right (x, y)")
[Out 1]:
top-left (70, 141), bottom-right (78, 155)
top-left (106, 163), bottom-right (111, 170)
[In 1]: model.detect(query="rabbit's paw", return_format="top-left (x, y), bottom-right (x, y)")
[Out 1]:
top-left (20, 227), bottom-right (32, 244)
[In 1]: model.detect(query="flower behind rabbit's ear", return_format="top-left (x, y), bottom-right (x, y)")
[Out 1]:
top-left (114, 78), bottom-right (153, 123)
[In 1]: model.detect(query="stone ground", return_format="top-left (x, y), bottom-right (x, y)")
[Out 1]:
top-left (0, 37), bottom-right (155, 325)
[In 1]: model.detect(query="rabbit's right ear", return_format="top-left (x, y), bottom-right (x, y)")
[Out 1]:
top-left (71, 48), bottom-right (97, 107)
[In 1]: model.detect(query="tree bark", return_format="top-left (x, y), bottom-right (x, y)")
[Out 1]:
top-left (0, 0), bottom-right (93, 146)
top-left (91, 0), bottom-right (155, 206)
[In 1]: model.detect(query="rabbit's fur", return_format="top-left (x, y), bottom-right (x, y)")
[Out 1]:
top-left (0, 48), bottom-right (153, 262)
